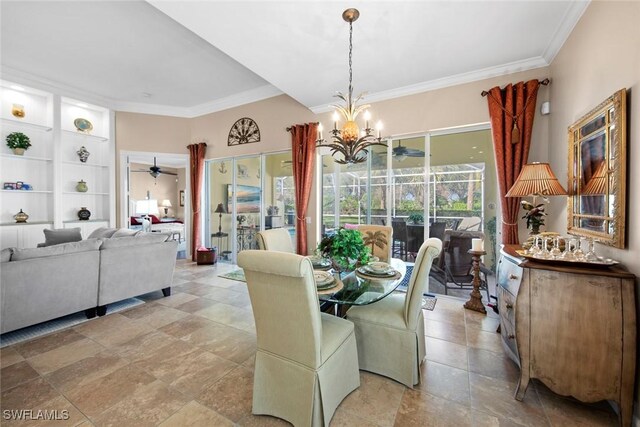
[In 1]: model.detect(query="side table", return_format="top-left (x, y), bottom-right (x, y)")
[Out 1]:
top-left (211, 231), bottom-right (229, 258)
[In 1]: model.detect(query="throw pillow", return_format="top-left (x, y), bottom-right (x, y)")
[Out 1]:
top-left (87, 227), bottom-right (118, 239)
top-left (1, 248), bottom-right (14, 262)
top-left (42, 228), bottom-right (82, 247)
top-left (112, 228), bottom-right (140, 238)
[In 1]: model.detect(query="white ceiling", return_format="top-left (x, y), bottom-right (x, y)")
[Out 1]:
top-left (1, 1), bottom-right (588, 117)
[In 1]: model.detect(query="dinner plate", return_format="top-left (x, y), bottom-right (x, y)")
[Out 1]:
top-left (357, 266), bottom-right (397, 277)
top-left (367, 261), bottom-right (390, 273)
top-left (74, 117), bottom-right (93, 133)
top-left (314, 271), bottom-right (335, 287)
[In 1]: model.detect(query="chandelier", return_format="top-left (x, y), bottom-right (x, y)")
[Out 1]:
top-left (317, 8), bottom-right (386, 164)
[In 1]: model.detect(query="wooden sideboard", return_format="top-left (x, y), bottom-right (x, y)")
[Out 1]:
top-left (497, 245), bottom-right (636, 426)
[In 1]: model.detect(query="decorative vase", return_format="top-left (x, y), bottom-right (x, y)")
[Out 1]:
top-left (11, 104), bottom-right (25, 119)
top-left (13, 148), bottom-right (25, 156)
top-left (14, 209), bottom-right (29, 223)
top-left (76, 180), bottom-right (88, 192)
top-left (77, 146), bottom-right (90, 163)
top-left (78, 207), bottom-right (91, 221)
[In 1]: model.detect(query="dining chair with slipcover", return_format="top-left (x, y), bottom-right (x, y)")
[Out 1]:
top-left (237, 250), bottom-right (360, 427)
top-left (346, 238), bottom-right (442, 387)
top-left (356, 224), bottom-right (393, 263)
top-left (256, 228), bottom-right (294, 253)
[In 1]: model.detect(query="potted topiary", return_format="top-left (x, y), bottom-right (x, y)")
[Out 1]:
top-left (6, 132), bottom-right (31, 155)
top-left (408, 212), bottom-right (424, 224)
top-left (317, 228), bottom-right (371, 272)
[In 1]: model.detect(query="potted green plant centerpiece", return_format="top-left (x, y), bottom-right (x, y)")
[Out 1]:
top-left (317, 228), bottom-right (370, 272)
top-left (6, 132), bottom-right (31, 155)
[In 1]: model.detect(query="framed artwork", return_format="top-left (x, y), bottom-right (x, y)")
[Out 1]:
top-left (179, 190), bottom-right (185, 207)
top-left (227, 184), bottom-right (260, 213)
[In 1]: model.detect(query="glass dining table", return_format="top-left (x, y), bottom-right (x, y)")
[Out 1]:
top-left (315, 258), bottom-right (407, 315)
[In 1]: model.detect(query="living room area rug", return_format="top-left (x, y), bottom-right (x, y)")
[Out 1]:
top-left (219, 268), bottom-right (247, 282)
top-left (0, 298), bottom-right (144, 348)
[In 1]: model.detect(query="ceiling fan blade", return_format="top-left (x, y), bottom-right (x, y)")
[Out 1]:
top-left (131, 170), bottom-right (150, 173)
top-left (159, 171), bottom-right (178, 176)
top-left (404, 149), bottom-right (425, 157)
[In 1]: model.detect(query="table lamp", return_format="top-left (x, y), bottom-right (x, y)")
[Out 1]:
top-left (506, 162), bottom-right (567, 234)
top-left (160, 199), bottom-right (172, 217)
top-left (214, 203), bottom-right (227, 235)
top-left (581, 161), bottom-right (608, 195)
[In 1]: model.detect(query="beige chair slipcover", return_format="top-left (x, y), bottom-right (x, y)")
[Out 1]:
top-left (256, 228), bottom-right (295, 253)
top-left (356, 224), bottom-right (393, 262)
top-left (237, 250), bottom-right (360, 426)
top-left (346, 238), bottom-right (442, 387)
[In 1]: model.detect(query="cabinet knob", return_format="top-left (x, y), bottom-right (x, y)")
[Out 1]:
top-left (509, 274), bottom-right (518, 280)
top-left (506, 303), bottom-right (513, 309)
top-left (508, 334), bottom-right (515, 340)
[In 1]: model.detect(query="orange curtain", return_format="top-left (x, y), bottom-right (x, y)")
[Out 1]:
top-left (188, 142), bottom-right (207, 261)
top-left (290, 123), bottom-right (318, 255)
top-left (487, 80), bottom-right (541, 244)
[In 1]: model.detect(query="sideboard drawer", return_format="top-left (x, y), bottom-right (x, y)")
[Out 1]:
top-left (497, 256), bottom-right (523, 296)
top-left (497, 285), bottom-right (516, 326)
top-left (500, 315), bottom-right (519, 362)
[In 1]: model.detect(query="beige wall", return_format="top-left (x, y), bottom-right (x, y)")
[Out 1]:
top-left (547, 0), bottom-right (640, 410)
top-left (176, 167), bottom-right (186, 220)
top-left (114, 112), bottom-right (191, 225)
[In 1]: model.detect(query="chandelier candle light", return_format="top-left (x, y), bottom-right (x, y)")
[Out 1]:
top-left (317, 8), bottom-right (386, 164)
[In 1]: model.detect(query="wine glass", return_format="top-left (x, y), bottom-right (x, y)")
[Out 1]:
top-left (531, 235), bottom-right (543, 257)
top-left (549, 236), bottom-right (562, 259)
top-left (561, 237), bottom-right (575, 261)
top-left (584, 237), bottom-right (599, 262)
top-left (573, 238), bottom-right (585, 261)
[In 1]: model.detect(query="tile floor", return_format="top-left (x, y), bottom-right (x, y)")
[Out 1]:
top-left (0, 260), bottom-right (620, 426)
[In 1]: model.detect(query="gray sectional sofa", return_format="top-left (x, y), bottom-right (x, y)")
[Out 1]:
top-left (0, 230), bottom-right (178, 334)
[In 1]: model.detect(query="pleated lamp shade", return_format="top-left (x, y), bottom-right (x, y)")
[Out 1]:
top-left (581, 161), bottom-right (608, 195)
top-left (506, 162), bottom-right (567, 197)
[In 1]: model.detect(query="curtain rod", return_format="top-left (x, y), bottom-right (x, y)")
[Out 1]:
top-left (481, 78), bottom-right (550, 97)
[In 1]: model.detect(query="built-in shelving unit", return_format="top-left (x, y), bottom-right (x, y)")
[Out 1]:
top-left (0, 81), bottom-right (115, 248)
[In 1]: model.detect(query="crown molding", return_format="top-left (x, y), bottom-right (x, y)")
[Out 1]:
top-left (186, 84), bottom-right (283, 118)
top-left (112, 84), bottom-right (282, 118)
top-left (309, 56), bottom-right (549, 113)
top-left (2, 66), bottom-right (282, 118)
top-left (541, 0), bottom-right (590, 63)
top-left (1, 66), bottom-right (114, 108)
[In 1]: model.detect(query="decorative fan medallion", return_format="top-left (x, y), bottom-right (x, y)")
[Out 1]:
top-left (228, 117), bottom-right (260, 146)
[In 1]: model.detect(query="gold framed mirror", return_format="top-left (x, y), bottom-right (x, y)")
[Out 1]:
top-left (567, 88), bottom-right (627, 248)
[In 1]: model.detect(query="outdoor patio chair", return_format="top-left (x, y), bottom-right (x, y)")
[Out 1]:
top-left (429, 230), bottom-right (491, 301)
top-left (391, 219), bottom-right (409, 261)
top-left (457, 216), bottom-right (482, 231)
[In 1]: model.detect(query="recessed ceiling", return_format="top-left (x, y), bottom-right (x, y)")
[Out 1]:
top-left (0, 0), bottom-right (278, 115)
top-left (1, 1), bottom-right (588, 117)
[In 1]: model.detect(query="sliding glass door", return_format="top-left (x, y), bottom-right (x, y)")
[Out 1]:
top-left (206, 151), bottom-right (292, 264)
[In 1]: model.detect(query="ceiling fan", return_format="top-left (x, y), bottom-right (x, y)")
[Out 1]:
top-left (131, 157), bottom-right (177, 178)
top-left (392, 140), bottom-right (425, 160)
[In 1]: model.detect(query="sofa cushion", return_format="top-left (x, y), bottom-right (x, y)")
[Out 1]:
top-left (87, 227), bottom-right (118, 239)
top-left (112, 228), bottom-right (140, 238)
top-left (100, 233), bottom-right (169, 249)
top-left (1, 248), bottom-right (14, 262)
top-left (42, 227), bottom-right (82, 247)
top-left (12, 239), bottom-right (102, 261)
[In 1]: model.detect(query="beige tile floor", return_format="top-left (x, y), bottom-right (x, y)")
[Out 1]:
top-left (0, 260), bottom-right (620, 426)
